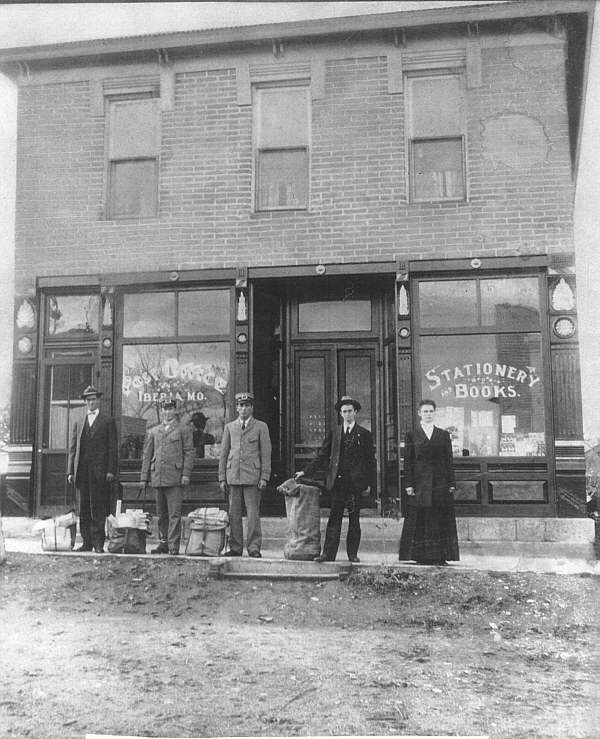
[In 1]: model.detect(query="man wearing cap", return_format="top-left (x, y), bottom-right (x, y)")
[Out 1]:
top-left (140, 399), bottom-right (194, 555)
top-left (297, 396), bottom-right (375, 563)
top-left (67, 386), bottom-right (118, 553)
top-left (218, 392), bottom-right (272, 558)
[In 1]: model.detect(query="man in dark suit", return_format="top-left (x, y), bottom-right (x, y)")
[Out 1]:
top-left (298, 395), bottom-right (375, 563)
top-left (67, 385), bottom-right (118, 553)
top-left (140, 398), bottom-right (195, 555)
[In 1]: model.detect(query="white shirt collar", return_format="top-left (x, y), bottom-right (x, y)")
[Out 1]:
top-left (344, 422), bottom-right (355, 433)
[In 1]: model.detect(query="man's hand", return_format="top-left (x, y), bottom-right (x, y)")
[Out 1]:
top-left (294, 471), bottom-right (304, 480)
top-left (106, 472), bottom-right (115, 483)
top-left (67, 474), bottom-right (73, 484)
top-left (181, 476), bottom-right (190, 486)
top-left (449, 486), bottom-right (456, 494)
top-left (219, 481), bottom-right (228, 494)
top-left (361, 485), bottom-right (371, 497)
top-left (406, 486), bottom-right (415, 496)
top-left (258, 479), bottom-right (267, 490)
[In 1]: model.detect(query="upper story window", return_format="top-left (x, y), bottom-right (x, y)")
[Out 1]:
top-left (254, 84), bottom-right (310, 211)
top-left (406, 73), bottom-right (466, 202)
top-left (107, 95), bottom-right (160, 219)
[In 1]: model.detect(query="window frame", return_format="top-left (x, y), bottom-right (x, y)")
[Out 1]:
top-left (253, 81), bottom-right (311, 212)
top-left (405, 70), bottom-right (467, 204)
top-left (104, 91), bottom-right (160, 220)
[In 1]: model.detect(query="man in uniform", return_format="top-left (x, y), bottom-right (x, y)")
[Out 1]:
top-left (140, 398), bottom-right (194, 555)
top-left (218, 392), bottom-right (271, 558)
top-left (67, 385), bottom-right (118, 553)
top-left (298, 395), bottom-right (375, 563)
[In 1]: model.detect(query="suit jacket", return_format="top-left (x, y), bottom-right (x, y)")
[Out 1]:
top-left (68, 411), bottom-right (118, 484)
top-left (140, 420), bottom-right (194, 488)
top-left (403, 425), bottom-right (456, 508)
top-left (304, 424), bottom-right (375, 493)
top-left (218, 417), bottom-right (272, 487)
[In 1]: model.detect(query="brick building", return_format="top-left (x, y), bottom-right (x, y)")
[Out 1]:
top-left (0, 0), bottom-right (593, 520)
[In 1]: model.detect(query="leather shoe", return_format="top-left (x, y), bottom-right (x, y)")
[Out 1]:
top-left (313, 554), bottom-right (326, 563)
top-left (248, 551), bottom-right (262, 558)
top-left (93, 547), bottom-right (105, 554)
top-left (348, 555), bottom-right (360, 563)
top-left (151, 545), bottom-right (169, 554)
top-left (222, 550), bottom-right (242, 557)
top-left (75, 544), bottom-right (92, 552)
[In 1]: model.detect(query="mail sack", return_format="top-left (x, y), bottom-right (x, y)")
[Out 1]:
top-left (185, 507), bottom-right (229, 556)
top-left (107, 526), bottom-right (147, 554)
top-left (283, 484), bottom-right (321, 561)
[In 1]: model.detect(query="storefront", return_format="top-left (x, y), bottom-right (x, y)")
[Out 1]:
top-left (10, 254), bottom-right (584, 519)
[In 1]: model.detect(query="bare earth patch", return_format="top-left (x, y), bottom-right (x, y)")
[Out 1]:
top-left (1, 553), bottom-right (598, 739)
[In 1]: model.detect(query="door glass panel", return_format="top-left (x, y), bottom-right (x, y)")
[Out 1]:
top-left (299, 300), bottom-right (371, 332)
top-left (298, 356), bottom-right (326, 445)
top-left (46, 364), bottom-right (92, 449)
top-left (342, 355), bottom-right (372, 432)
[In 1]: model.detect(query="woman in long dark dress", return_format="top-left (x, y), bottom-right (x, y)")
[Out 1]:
top-left (399, 399), bottom-right (459, 565)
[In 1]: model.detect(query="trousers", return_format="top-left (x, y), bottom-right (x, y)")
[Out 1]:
top-left (321, 477), bottom-right (361, 561)
top-left (155, 485), bottom-right (184, 553)
top-left (228, 485), bottom-right (261, 555)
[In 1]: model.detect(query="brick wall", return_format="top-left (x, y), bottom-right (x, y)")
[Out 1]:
top-left (13, 39), bottom-right (574, 292)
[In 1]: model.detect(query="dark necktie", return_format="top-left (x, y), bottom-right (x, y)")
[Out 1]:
top-left (241, 422), bottom-right (246, 431)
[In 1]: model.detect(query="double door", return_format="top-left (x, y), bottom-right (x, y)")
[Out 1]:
top-left (290, 344), bottom-right (379, 496)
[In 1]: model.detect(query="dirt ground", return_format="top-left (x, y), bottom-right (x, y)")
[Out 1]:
top-left (0, 552), bottom-right (598, 739)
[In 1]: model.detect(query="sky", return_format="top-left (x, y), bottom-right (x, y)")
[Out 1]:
top-left (0, 1), bottom-right (598, 444)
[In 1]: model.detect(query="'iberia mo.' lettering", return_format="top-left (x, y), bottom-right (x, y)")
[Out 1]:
top-left (426, 361), bottom-right (541, 400)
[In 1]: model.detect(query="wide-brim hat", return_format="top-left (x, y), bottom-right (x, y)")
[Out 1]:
top-left (81, 385), bottom-right (103, 399)
top-left (335, 395), bottom-right (361, 412)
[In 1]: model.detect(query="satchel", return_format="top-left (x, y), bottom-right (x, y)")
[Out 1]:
top-left (107, 526), bottom-right (148, 554)
top-left (185, 507), bottom-right (229, 556)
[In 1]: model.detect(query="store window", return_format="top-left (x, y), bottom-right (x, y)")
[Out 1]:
top-left (120, 289), bottom-right (231, 462)
top-left (107, 95), bottom-right (160, 218)
top-left (417, 276), bottom-right (545, 457)
top-left (406, 73), bottom-right (466, 202)
top-left (254, 84), bottom-right (310, 210)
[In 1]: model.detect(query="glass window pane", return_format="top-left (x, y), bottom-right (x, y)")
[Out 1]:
top-left (123, 292), bottom-right (175, 337)
top-left (47, 295), bottom-right (100, 337)
top-left (410, 75), bottom-right (462, 137)
top-left (258, 149), bottom-right (308, 209)
top-left (343, 356), bottom-right (372, 432)
top-left (419, 281), bottom-right (477, 328)
top-left (178, 290), bottom-right (230, 335)
top-left (481, 278), bottom-right (540, 328)
top-left (121, 343), bottom-right (230, 460)
top-left (46, 364), bottom-right (92, 449)
top-left (299, 357), bottom-right (326, 445)
top-left (420, 334), bottom-right (546, 457)
top-left (412, 139), bottom-right (464, 200)
top-left (299, 300), bottom-right (372, 332)
top-left (110, 160), bottom-right (157, 218)
top-left (258, 87), bottom-right (308, 148)
top-left (109, 98), bottom-right (160, 159)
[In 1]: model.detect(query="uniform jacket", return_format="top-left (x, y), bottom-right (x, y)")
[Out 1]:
top-left (141, 420), bottom-right (194, 488)
top-left (218, 416), bottom-right (272, 487)
top-left (403, 425), bottom-right (456, 508)
top-left (68, 411), bottom-right (118, 484)
top-left (304, 424), bottom-right (376, 493)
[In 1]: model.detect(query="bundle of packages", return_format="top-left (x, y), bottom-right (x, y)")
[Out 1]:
top-left (277, 478), bottom-right (322, 561)
top-left (107, 507), bottom-right (152, 554)
top-left (185, 507), bottom-right (229, 556)
top-left (32, 511), bottom-right (77, 552)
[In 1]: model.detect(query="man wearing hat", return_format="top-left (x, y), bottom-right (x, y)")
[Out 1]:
top-left (218, 392), bottom-right (272, 557)
top-left (67, 386), bottom-right (118, 553)
top-left (297, 396), bottom-right (375, 563)
top-left (140, 399), bottom-right (194, 555)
